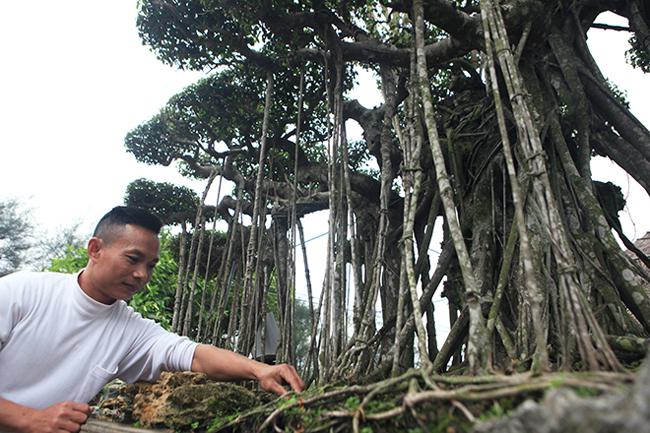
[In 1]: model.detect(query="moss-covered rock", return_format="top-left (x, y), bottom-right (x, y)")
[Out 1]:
top-left (96, 372), bottom-right (262, 431)
top-left (93, 381), bottom-right (138, 423)
top-left (144, 382), bottom-right (260, 431)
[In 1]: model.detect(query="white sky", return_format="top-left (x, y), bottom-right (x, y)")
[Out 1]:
top-left (0, 2), bottom-right (205, 237)
top-left (1, 4), bottom-right (648, 343)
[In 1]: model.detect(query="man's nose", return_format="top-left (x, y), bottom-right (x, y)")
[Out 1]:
top-left (133, 264), bottom-right (149, 280)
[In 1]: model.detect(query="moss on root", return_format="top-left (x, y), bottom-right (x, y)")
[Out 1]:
top-left (209, 369), bottom-right (636, 433)
top-left (95, 370), bottom-right (635, 433)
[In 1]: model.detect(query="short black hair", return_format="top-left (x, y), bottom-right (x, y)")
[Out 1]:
top-left (93, 206), bottom-right (163, 241)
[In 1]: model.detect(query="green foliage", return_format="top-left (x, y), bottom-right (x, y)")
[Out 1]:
top-left (430, 413), bottom-right (454, 433)
top-left (347, 140), bottom-right (375, 176)
top-left (429, 68), bottom-right (454, 101)
top-left (137, 0), bottom-right (233, 71)
top-left (604, 78), bottom-right (631, 109)
top-left (135, 0), bottom-right (335, 147)
top-left (125, 63), bottom-right (329, 184)
top-left (572, 386), bottom-right (601, 398)
top-left (626, 36), bottom-right (650, 73)
top-left (47, 244), bottom-right (88, 274)
top-left (364, 398), bottom-right (394, 414)
top-left (351, 1), bottom-right (446, 47)
top-left (344, 395), bottom-right (361, 411)
top-left (138, 0), bottom-right (276, 71)
top-left (479, 401), bottom-right (508, 421)
top-left (137, 0), bottom-right (336, 72)
top-left (131, 0), bottom-right (374, 203)
top-left (124, 112), bottom-right (189, 167)
top-left (125, 178), bottom-right (199, 225)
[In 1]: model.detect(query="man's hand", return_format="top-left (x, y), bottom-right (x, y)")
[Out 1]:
top-left (191, 344), bottom-right (305, 396)
top-left (254, 363), bottom-right (305, 396)
top-left (1, 398), bottom-right (90, 433)
top-left (23, 401), bottom-right (90, 433)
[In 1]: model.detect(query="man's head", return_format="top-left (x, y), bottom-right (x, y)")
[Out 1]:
top-left (93, 206), bottom-right (163, 243)
top-left (80, 206), bottom-right (163, 305)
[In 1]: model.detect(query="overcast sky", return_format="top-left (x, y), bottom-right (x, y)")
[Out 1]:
top-left (0, 2), bottom-right (205, 237)
top-left (0, 5), bottom-right (648, 273)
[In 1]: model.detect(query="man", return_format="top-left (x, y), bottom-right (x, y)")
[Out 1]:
top-left (0, 206), bottom-right (304, 433)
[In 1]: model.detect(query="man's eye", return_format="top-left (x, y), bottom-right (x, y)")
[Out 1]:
top-left (126, 256), bottom-right (137, 263)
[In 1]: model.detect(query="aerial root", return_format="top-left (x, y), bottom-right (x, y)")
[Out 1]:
top-left (211, 369), bottom-right (634, 433)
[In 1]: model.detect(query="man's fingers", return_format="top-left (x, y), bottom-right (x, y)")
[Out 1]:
top-left (257, 363), bottom-right (305, 395)
top-left (65, 409), bottom-right (89, 424)
top-left (64, 401), bottom-right (91, 414)
top-left (58, 402), bottom-right (90, 425)
top-left (266, 380), bottom-right (288, 396)
top-left (56, 418), bottom-right (81, 433)
top-left (51, 401), bottom-right (89, 431)
top-left (280, 364), bottom-right (305, 392)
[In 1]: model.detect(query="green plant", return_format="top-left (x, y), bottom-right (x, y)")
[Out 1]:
top-left (48, 244), bottom-right (88, 274)
top-left (479, 401), bottom-right (506, 420)
top-left (345, 396), bottom-right (361, 411)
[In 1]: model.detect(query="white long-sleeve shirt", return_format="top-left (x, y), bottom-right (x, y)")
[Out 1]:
top-left (0, 271), bottom-right (197, 409)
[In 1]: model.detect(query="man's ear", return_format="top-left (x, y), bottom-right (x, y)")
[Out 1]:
top-left (87, 237), bottom-right (103, 262)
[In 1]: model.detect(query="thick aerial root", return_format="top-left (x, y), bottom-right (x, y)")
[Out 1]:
top-left (210, 369), bottom-right (634, 433)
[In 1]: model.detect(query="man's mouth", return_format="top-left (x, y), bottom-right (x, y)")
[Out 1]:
top-left (123, 283), bottom-right (139, 292)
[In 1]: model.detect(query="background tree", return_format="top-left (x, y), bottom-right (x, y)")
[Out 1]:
top-left (125, 178), bottom-right (200, 225)
top-left (127, 0), bottom-right (650, 381)
top-left (0, 199), bottom-right (33, 276)
top-left (30, 223), bottom-right (85, 271)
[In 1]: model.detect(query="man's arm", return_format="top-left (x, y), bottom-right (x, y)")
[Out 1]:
top-left (190, 344), bottom-right (305, 396)
top-left (0, 398), bottom-right (90, 433)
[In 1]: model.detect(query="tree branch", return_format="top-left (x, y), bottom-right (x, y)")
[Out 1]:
top-left (581, 68), bottom-right (650, 161)
top-left (628, 0), bottom-right (650, 57)
top-left (590, 22), bottom-right (631, 31)
top-left (387, 0), bottom-right (481, 44)
top-left (592, 129), bottom-right (650, 197)
top-left (340, 37), bottom-right (468, 67)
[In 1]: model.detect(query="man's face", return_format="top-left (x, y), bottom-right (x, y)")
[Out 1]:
top-left (86, 224), bottom-right (160, 304)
